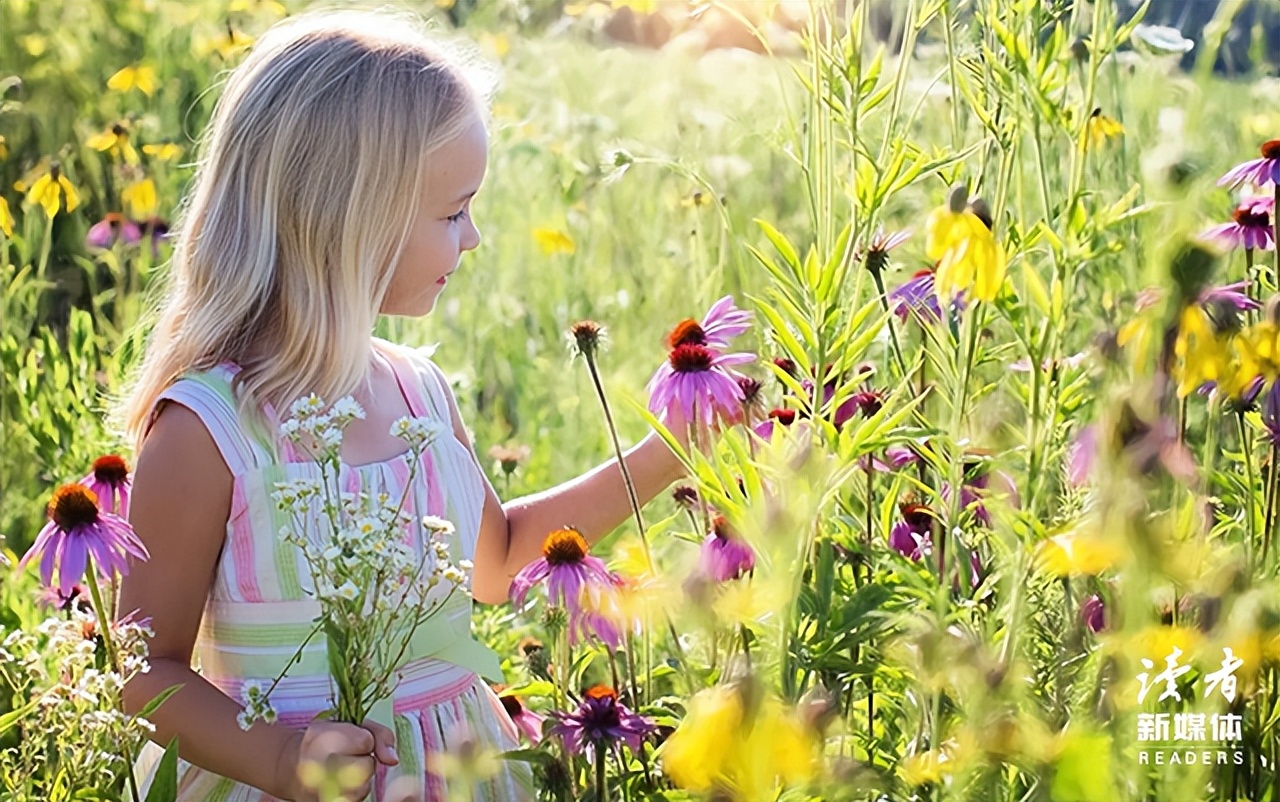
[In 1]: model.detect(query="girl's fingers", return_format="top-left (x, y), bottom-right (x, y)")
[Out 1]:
top-left (362, 719), bottom-right (400, 765)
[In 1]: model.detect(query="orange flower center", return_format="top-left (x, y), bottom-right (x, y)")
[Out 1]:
top-left (711, 515), bottom-right (737, 540)
top-left (666, 319), bottom-right (708, 349)
top-left (542, 528), bottom-right (589, 565)
top-left (1261, 139), bottom-right (1280, 160)
top-left (49, 484), bottom-right (100, 531)
top-left (585, 684), bottom-right (617, 702)
top-left (92, 454), bottom-right (129, 484)
top-left (769, 408), bottom-right (797, 425)
top-left (668, 343), bottom-right (714, 373)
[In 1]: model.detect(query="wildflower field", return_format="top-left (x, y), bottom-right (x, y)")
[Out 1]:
top-left (8, 0), bottom-right (1280, 800)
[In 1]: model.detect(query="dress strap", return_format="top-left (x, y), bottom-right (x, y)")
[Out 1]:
top-left (149, 366), bottom-right (275, 477)
top-left (377, 341), bottom-right (452, 424)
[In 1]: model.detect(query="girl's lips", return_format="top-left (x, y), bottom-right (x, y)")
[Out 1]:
top-left (436, 275), bottom-right (448, 285)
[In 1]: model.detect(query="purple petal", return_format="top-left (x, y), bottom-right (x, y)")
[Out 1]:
top-left (58, 531), bottom-right (89, 595)
top-left (510, 559), bottom-right (551, 607)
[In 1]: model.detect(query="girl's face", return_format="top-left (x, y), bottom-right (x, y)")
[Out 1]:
top-left (381, 116), bottom-right (488, 316)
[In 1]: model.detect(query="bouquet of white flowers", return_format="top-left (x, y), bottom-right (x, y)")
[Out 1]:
top-left (240, 394), bottom-right (470, 728)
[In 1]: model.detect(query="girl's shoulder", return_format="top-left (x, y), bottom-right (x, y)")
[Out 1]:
top-left (145, 362), bottom-right (276, 477)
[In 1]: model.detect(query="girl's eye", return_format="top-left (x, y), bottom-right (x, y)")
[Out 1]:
top-left (447, 207), bottom-right (469, 223)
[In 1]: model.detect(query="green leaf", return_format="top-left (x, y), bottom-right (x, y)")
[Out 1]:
top-left (144, 737), bottom-right (182, 802)
top-left (137, 683), bottom-right (185, 720)
top-left (0, 697), bottom-right (40, 735)
top-left (501, 748), bottom-right (555, 766)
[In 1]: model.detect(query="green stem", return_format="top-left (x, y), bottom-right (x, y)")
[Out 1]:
top-left (1239, 411), bottom-right (1258, 565)
top-left (85, 557), bottom-right (142, 802)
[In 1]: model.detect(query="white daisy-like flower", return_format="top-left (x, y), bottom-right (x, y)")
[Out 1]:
top-left (422, 515), bottom-right (455, 535)
top-left (330, 396), bottom-right (366, 422)
top-left (290, 394), bottom-right (326, 419)
top-left (335, 581), bottom-right (360, 600)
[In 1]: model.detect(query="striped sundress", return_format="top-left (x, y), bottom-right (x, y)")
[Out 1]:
top-left (133, 339), bottom-right (533, 801)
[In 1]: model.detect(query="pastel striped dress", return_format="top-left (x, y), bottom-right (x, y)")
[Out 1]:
top-left (133, 340), bottom-right (533, 801)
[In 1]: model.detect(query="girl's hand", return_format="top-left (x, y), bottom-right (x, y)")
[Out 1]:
top-left (277, 719), bottom-right (402, 802)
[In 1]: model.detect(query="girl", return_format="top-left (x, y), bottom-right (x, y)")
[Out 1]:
top-left (117, 10), bottom-right (687, 801)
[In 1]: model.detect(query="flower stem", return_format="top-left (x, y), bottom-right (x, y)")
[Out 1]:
top-left (85, 557), bottom-right (142, 802)
top-left (582, 353), bottom-right (652, 569)
top-left (594, 745), bottom-right (608, 802)
top-left (1239, 411), bottom-right (1258, 564)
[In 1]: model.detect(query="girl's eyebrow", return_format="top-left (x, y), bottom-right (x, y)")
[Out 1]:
top-left (448, 189), bottom-right (478, 206)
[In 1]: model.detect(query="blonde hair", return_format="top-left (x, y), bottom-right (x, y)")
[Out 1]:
top-left (117, 9), bottom-right (494, 454)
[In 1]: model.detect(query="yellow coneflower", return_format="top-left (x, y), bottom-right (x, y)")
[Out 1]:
top-left (0, 196), bottom-right (13, 237)
top-left (532, 227), bottom-right (575, 256)
top-left (106, 64), bottom-right (158, 97)
top-left (1172, 306), bottom-right (1226, 397)
top-left (0, 135), bottom-right (8, 160)
top-left (26, 163), bottom-right (79, 218)
top-left (1034, 530), bottom-right (1124, 577)
top-left (86, 123), bottom-right (139, 165)
top-left (141, 142), bottom-right (181, 162)
top-left (121, 177), bottom-right (157, 219)
top-left (1086, 107), bottom-right (1124, 150)
top-left (926, 185), bottom-right (1007, 303)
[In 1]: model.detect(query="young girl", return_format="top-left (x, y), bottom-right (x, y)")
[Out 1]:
top-left (117, 11), bottom-right (687, 801)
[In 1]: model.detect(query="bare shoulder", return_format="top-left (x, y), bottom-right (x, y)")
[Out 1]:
top-left (119, 401), bottom-right (232, 663)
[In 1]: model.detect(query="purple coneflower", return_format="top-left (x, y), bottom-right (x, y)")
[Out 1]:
top-left (85, 213), bottom-right (142, 250)
top-left (646, 343), bottom-right (755, 428)
top-left (834, 388), bottom-right (884, 429)
top-left (1066, 425), bottom-right (1098, 487)
top-left (752, 407), bottom-right (796, 439)
top-left (81, 454), bottom-right (132, 517)
top-left (1217, 140), bottom-right (1280, 189)
top-left (697, 295), bottom-right (752, 349)
top-left (862, 227), bottom-right (911, 276)
top-left (865, 444), bottom-right (919, 472)
top-left (19, 484), bottom-right (149, 595)
top-left (889, 269), bottom-right (945, 322)
top-left (35, 582), bottom-right (90, 613)
top-left (1201, 204), bottom-right (1275, 252)
top-left (890, 503), bottom-right (933, 561)
top-left (510, 528), bottom-right (619, 613)
top-left (498, 690), bottom-right (546, 744)
top-left (698, 516), bottom-right (756, 582)
top-left (1199, 281), bottom-right (1263, 311)
top-left (1081, 594), bottom-right (1106, 633)
top-left (550, 685), bottom-right (654, 757)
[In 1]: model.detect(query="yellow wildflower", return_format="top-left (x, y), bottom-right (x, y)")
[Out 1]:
top-left (0, 135), bottom-right (7, 160)
top-left (122, 177), bottom-right (158, 218)
top-left (661, 684), bottom-right (815, 800)
top-left (26, 164), bottom-right (79, 218)
top-left (1173, 306), bottom-right (1226, 397)
top-left (86, 123), bottom-right (139, 165)
top-left (532, 227), bottom-right (575, 256)
top-left (1034, 531), bottom-right (1124, 577)
top-left (142, 143), bottom-right (182, 162)
top-left (0, 196), bottom-right (13, 237)
top-left (106, 64), bottom-right (158, 97)
top-left (926, 186), bottom-right (1006, 303)
top-left (1086, 108), bottom-right (1124, 149)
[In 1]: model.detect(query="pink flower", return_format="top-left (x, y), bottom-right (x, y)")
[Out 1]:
top-left (890, 504), bottom-right (933, 561)
top-left (1200, 205), bottom-right (1275, 251)
top-left (85, 213), bottom-right (142, 250)
top-left (646, 343), bottom-right (755, 428)
top-left (753, 408), bottom-right (797, 439)
top-left (698, 516), bottom-right (755, 582)
top-left (510, 528), bottom-right (619, 616)
top-left (697, 295), bottom-right (752, 349)
top-left (550, 685), bottom-right (654, 758)
top-left (1066, 426), bottom-right (1097, 488)
top-left (1081, 594), bottom-right (1106, 633)
top-left (19, 484), bottom-right (149, 595)
top-left (81, 455), bottom-right (132, 517)
top-left (1217, 140), bottom-right (1280, 189)
top-left (498, 691), bottom-right (546, 744)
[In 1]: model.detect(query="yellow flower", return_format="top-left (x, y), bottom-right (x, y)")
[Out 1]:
top-left (26, 166), bottom-right (79, 218)
top-left (86, 123), bottom-right (139, 165)
top-left (1173, 306), bottom-right (1226, 397)
top-left (1034, 531), bottom-right (1124, 577)
top-left (122, 177), bottom-right (158, 218)
top-left (532, 227), bottom-right (576, 256)
top-left (0, 196), bottom-right (13, 237)
top-left (107, 64), bottom-right (158, 97)
top-left (660, 684), bottom-right (815, 800)
top-left (925, 188), bottom-right (1006, 303)
top-left (1241, 320), bottom-right (1280, 381)
top-left (0, 135), bottom-right (7, 160)
top-left (1086, 108), bottom-right (1124, 150)
top-left (196, 26), bottom-right (255, 60)
top-left (142, 143), bottom-right (182, 162)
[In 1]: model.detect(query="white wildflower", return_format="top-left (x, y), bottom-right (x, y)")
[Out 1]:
top-left (330, 396), bottom-right (366, 422)
top-left (421, 516), bottom-right (455, 535)
top-left (335, 581), bottom-right (360, 601)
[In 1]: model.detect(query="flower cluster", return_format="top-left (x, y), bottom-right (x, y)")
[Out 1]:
top-left (646, 296), bottom-right (755, 430)
top-left (245, 394), bottom-right (468, 727)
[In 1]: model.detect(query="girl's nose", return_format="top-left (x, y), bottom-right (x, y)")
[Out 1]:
top-left (461, 217), bottom-right (481, 252)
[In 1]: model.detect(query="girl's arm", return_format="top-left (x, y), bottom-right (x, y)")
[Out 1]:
top-left (117, 405), bottom-right (303, 798)
top-left (425, 364), bottom-right (686, 604)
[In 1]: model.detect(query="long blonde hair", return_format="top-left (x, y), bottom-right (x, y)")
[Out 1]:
top-left (117, 9), bottom-right (493, 454)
